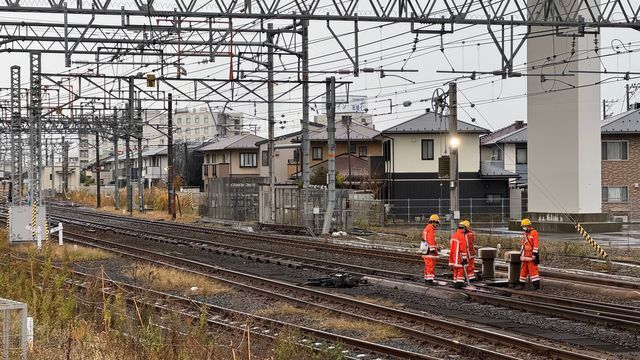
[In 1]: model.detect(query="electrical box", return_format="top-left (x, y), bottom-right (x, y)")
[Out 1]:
top-left (146, 73), bottom-right (156, 88)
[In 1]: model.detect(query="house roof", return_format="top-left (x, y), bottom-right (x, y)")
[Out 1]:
top-left (255, 122), bottom-right (325, 145)
top-left (479, 161), bottom-right (519, 178)
top-left (381, 112), bottom-right (489, 134)
top-left (480, 121), bottom-right (527, 145)
top-left (292, 153), bottom-right (370, 178)
top-left (307, 120), bottom-right (380, 141)
top-left (197, 133), bottom-right (266, 151)
top-left (601, 108), bottom-right (640, 134)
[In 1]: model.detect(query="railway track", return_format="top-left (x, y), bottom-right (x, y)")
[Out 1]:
top-left (41, 207), bottom-right (640, 333)
top-left (46, 205), bottom-right (640, 290)
top-left (41, 226), bottom-right (615, 360)
top-left (9, 255), bottom-right (432, 360)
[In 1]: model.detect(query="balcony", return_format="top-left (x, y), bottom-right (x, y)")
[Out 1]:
top-left (145, 166), bottom-right (164, 179)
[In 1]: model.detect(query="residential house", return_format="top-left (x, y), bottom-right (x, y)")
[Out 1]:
top-left (600, 105), bottom-right (640, 221)
top-left (480, 120), bottom-right (528, 187)
top-left (256, 120), bottom-right (382, 185)
top-left (199, 133), bottom-right (266, 184)
top-left (378, 111), bottom-right (516, 206)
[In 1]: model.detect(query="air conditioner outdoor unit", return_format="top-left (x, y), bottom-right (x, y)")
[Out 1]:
top-left (612, 216), bottom-right (628, 223)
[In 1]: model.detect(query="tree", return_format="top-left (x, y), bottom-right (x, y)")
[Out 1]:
top-left (309, 167), bottom-right (345, 188)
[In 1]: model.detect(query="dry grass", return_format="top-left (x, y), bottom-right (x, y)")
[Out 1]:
top-left (257, 302), bottom-right (401, 342)
top-left (125, 263), bottom-right (231, 296)
top-left (68, 189), bottom-right (199, 223)
top-left (256, 303), bottom-right (308, 318)
top-left (353, 295), bottom-right (404, 308)
top-left (317, 315), bottom-right (401, 342)
top-left (12, 243), bottom-right (114, 261)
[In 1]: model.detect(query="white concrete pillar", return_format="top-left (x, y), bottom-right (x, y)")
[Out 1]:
top-left (527, 1), bottom-right (601, 214)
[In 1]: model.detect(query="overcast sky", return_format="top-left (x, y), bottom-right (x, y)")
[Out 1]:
top-left (0, 4), bottom-right (638, 142)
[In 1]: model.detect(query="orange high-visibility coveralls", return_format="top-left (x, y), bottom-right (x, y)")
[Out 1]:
top-left (465, 230), bottom-right (476, 280)
top-left (519, 229), bottom-right (540, 283)
top-left (449, 229), bottom-right (468, 284)
top-left (421, 223), bottom-right (438, 280)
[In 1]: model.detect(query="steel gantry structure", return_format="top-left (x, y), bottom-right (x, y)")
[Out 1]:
top-left (0, 0), bottom-right (638, 228)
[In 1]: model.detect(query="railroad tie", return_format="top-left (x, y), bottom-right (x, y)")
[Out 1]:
top-left (574, 223), bottom-right (608, 259)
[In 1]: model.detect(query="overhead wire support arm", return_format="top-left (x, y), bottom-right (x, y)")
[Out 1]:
top-left (326, 18), bottom-right (359, 77)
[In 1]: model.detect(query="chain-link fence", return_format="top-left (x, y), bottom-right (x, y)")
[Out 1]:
top-left (379, 197), bottom-right (527, 224)
top-left (0, 299), bottom-right (28, 360)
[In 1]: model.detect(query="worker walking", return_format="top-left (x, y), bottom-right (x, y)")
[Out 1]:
top-left (420, 214), bottom-right (440, 285)
top-left (449, 221), bottom-right (469, 289)
top-left (460, 220), bottom-right (476, 282)
top-left (518, 219), bottom-right (541, 290)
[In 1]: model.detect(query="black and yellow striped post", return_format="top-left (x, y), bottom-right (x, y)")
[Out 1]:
top-left (31, 202), bottom-right (37, 242)
top-left (574, 223), bottom-right (608, 259)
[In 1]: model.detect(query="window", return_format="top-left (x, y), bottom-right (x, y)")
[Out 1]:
top-left (80, 139), bottom-right (89, 147)
top-left (602, 141), bottom-right (628, 160)
top-left (261, 151), bottom-right (269, 167)
top-left (240, 153), bottom-right (257, 167)
top-left (421, 139), bottom-right (434, 160)
top-left (359, 146), bottom-right (368, 157)
top-left (516, 147), bottom-right (527, 164)
top-left (312, 147), bottom-right (323, 160)
top-left (195, 117), bottom-right (200, 124)
top-left (186, 117), bottom-right (190, 124)
top-left (293, 149), bottom-right (300, 162)
top-left (486, 194), bottom-right (501, 204)
top-left (602, 186), bottom-right (628, 202)
top-left (491, 146), bottom-right (503, 161)
top-left (350, 143), bottom-right (356, 154)
top-left (203, 164), bottom-right (209, 176)
top-left (80, 150), bottom-right (89, 158)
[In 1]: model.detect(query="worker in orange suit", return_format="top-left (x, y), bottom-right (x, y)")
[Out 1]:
top-left (460, 220), bottom-right (476, 281)
top-left (449, 221), bottom-right (469, 289)
top-left (518, 218), bottom-right (541, 290)
top-left (420, 214), bottom-right (440, 285)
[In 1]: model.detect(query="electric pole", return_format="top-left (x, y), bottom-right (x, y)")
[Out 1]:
top-left (95, 130), bottom-right (101, 208)
top-left (167, 93), bottom-right (175, 220)
top-left (126, 77), bottom-right (134, 215)
top-left (267, 23), bottom-right (276, 223)
top-left (137, 99), bottom-right (144, 212)
top-left (301, 16), bottom-right (310, 189)
top-left (113, 107), bottom-right (120, 210)
top-left (448, 82), bottom-right (459, 234)
top-left (322, 76), bottom-right (336, 234)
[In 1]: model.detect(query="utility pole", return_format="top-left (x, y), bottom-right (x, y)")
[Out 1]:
top-left (448, 82), bottom-right (459, 234)
top-left (344, 115), bottom-right (352, 188)
top-left (113, 107), bottom-right (120, 210)
top-left (137, 99), bottom-right (144, 212)
top-left (167, 93), bottom-right (175, 220)
top-left (95, 130), bottom-right (101, 208)
top-left (627, 83), bottom-right (630, 111)
top-left (126, 77), bottom-right (134, 215)
top-left (10, 65), bottom-right (22, 206)
top-left (50, 143), bottom-right (54, 196)
top-left (301, 16), bottom-right (310, 189)
top-left (322, 76), bottom-right (336, 234)
top-left (62, 138), bottom-right (69, 196)
top-left (267, 23), bottom-right (276, 223)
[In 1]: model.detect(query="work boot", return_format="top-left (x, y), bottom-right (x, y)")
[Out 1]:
top-left (425, 279), bottom-right (435, 286)
top-left (532, 281), bottom-right (541, 290)
top-left (514, 282), bottom-right (525, 290)
top-left (453, 282), bottom-right (464, 289)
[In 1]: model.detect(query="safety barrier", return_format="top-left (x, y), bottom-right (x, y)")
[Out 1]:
top-left (575, 223), bottom-right (609, 259)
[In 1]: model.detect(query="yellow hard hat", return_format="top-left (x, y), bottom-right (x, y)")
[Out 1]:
top-left (459, 220), bottom-right (471, 229)
top-left (521, 218), bottom-right (532, 226)
top-left (429, 214), bottom-right (440, 223)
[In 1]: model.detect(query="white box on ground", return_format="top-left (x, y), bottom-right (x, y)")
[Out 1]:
top-left (9, 206), bottom-right (46, 243)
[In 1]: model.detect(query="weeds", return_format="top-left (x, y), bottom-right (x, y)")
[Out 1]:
top-left (125, 263), bottom-right (231, 296)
